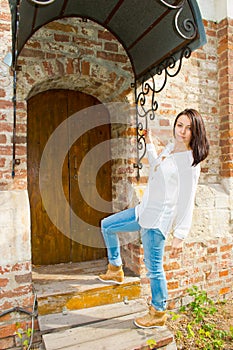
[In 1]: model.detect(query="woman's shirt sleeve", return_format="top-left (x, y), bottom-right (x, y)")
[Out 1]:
top-left (173, 164), bottom-right (200, 240)
top-left (146, 142), bottom-right (173, 167)
top-left (146, 143), bottom-right (158, 166)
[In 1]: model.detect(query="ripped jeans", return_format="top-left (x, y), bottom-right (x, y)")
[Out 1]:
top-left (101, 207), bottom-right (168, 311)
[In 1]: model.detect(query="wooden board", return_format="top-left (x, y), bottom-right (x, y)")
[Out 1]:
top-left (42, 304), bottom-right (175, 350)
top-left (39, 299), bottom-right (145, 333)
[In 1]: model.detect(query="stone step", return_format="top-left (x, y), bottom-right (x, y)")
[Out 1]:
top-left (33, 259), bottom-right (141, 316)
top-left (39, 300), bottom-right (176, 350)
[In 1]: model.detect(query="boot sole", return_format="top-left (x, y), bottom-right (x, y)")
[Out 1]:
top-left (133, 320), bottom-right (166, 329)
top-left (97, 276), bottom-right (124, 285)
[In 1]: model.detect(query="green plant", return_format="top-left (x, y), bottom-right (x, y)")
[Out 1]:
top-left (173, 286), bottom-right (232, 350)
top-left (169, 311), bottom-right (181, 321)
top-left (15, 322), bottom-right (33, 350)
top-left (186, 285), bottom-right (217, 322)
top-left (146, 339), bottom-right (157, 349)
top-left (229, 325), bottom-right (233, 337)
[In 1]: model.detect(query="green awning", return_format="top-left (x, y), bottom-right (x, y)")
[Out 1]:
top-left (8, 0), bottom-right (206, 82)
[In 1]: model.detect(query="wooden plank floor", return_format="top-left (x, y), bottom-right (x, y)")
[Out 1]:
top-left (40, 300), bottom-right (176, 350)
top-left (33, 259), bottom-right (139, 296)
top-left (33, 259), bottom-right (141, 315)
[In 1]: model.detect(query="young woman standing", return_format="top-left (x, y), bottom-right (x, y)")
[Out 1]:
top-left (98, 109), bottom-right (209, 328)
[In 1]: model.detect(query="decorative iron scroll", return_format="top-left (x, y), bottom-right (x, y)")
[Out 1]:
top-left (159, 0), bottom-right (197, 40)
top-left (134, 46), bottom-right (192, 180)
top-left (29, 0), bottom-right (56, 5)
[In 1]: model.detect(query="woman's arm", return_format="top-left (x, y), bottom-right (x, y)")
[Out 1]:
top-left (143, 130), bottom-right (159, 165)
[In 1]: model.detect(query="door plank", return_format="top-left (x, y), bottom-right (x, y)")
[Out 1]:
top-left (28, 90), bottom-right (71, 265)
top-left (28, 90), bottom-right (111, 265)
top-left (67, 92), bottom-right (111, 262)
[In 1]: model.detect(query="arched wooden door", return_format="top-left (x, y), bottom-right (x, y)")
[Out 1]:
top-left (27, 90), bottom-right (112, 265)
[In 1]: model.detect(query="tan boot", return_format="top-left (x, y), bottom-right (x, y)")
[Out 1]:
top-left (98, 264), bottom-right (124, 284)
top-left (134, 305), bottom-right (167, 328)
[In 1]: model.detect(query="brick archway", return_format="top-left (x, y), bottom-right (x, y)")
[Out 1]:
top-left (17, 17), bottom-right (134, 103)
top-left (13, 17), bottom-right (135, 191)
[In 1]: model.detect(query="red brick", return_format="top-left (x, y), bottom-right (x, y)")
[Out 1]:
top-left (26, 41), bottom-right (41, 50)
top-left (81, 61), bottom-right (90, 75)
top-left (221, 162), bottom-right (233, 170)
top-left (0, 123), bottom-right (12, 133)
top-left (0, 278), bottom-right (9, 287)
top-left (66, 58), bottom-right (74, 74)
top-left (13, 135), bottom-right (26, 144)
top-left (98, 30), bottom-right (115, 41)
top-left (42, 61), bottom-right (54, 75)
top-left (206, 29), bottom-right (216, 37)
top-left (207, 255), bottom-right (217, 263)
top-left (15, 273), bottom-right (32, 284)
top-left (20, 48), bottom-right (46, 59)
top-left (0, 145), bottom-right (12, 155)
top-left (221, 252), bottom-right (232, 259)
top-left (16, 123), bottom-right (27, 134)
top-left (97, 51), bottom-right (128, 63)
top-left (0, 89), bottom-right (6, 98)
top-left (0, 324), bottom-right (16, 339)
top-left (164, 262), bottom-right (181, 271)
top-left (219, 270), bottom-right (229, 277)
top-left (165, 272), bottom-right (174, 280)
top-left (167, 281), bottom-right (179, 290)
top-left (159, 119), bottom-right (170, 126)
top-left (0, 100), bottom-right (12, 109)
top-left (46, 52), bottom-right (56, 59)
top-left (0, 285), bottom-right (32, 300)
top-left (220, 169), bottom-right (233, 177)
top-left (219, 287), bottom-right (230, 295)
top-left (0, 157), bottom-right (6, 167)
top-left (0, 134), bottom-right (7, 143)
top-left (220, 244), bottom-right (233, 252)
top-left (104, 42), bottom-right (118, 52)
top-left (54, 33), bottom-right (70, 42)
top-left (0, 336), bottom-right (15, 349)
top-left (207, 247), bottom-right (217, 254)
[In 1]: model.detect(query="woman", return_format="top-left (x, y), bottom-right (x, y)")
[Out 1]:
top-left (98, 109), bottom-right (209, 328)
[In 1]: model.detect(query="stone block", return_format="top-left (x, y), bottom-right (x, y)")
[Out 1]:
top-left (0, 190), bottom-right (31, 265)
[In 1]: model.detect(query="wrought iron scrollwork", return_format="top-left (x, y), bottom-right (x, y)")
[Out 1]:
top-left (134, 46), bottom-right (192, 180)
top-left (159, 0), bottom-right (197, 40)
top-left (29, 0), bottom-right (56, 5)
top-left (159, 0), bottom-right (186, 9)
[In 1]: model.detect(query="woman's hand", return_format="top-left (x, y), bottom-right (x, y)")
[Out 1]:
top-left (170, 237), bottom-right (183, 258)
top-left (142, 129), bottom-right (153, 144)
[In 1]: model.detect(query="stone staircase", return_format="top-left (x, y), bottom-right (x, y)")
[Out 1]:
top-left (33, 259), bottom-right (176, 349)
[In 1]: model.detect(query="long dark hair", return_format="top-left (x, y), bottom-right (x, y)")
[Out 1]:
top-left (173, 109), bottom-right (209, 166)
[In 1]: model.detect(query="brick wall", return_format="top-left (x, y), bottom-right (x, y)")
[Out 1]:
top-left (122, 17), bottom-right (233, 304)
top-left (0, 0), bottom-right (232, 346)
top-left (0, 190), bottom-right (33, 349)
top-left (217, 18), bottom-right (233, 178)
top-left (0, 3), bottom-right (36, 348)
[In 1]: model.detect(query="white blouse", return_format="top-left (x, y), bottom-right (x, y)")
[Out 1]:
top-left (135, 142), bottom-right (200, 240)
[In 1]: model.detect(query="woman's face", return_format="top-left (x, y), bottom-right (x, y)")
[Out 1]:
top-left (174, 114), bottom-right (192, 148)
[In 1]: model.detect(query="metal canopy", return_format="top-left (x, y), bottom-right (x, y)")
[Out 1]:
top-left (9, 0), bottom-right (206, 82)
top-left (8, 0), bottom-right (206, 179)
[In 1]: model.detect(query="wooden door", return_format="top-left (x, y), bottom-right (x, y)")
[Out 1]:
top-left (27, 90), bottom-right (111, 265)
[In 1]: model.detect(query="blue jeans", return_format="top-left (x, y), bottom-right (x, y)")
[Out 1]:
top-left (101, 208), bottom-right (168, 311)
